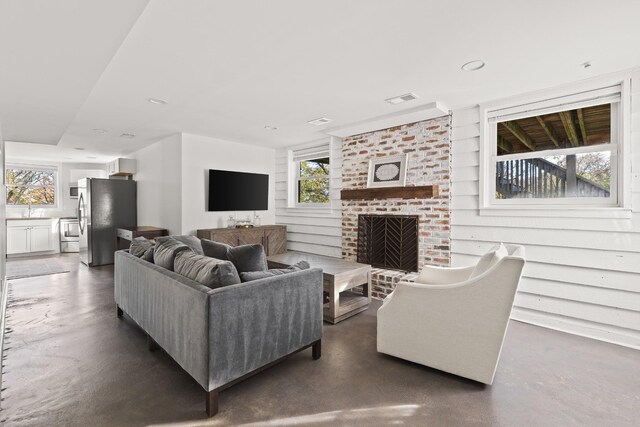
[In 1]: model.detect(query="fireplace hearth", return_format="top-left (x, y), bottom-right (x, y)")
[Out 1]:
top-left (357, 214), bottom-right (419, 272)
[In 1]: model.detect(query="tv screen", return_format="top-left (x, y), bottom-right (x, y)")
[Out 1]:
top-left (208, 169), bottom-right (269, 211)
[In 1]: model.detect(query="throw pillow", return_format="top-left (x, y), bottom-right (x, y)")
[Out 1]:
top-left (130, 237), bottom-right (154, 258)
top-left (154, 237), bottom-right (191, 271)
top-left (240, 260), bottom-right (310, 282)
top-left (174, 251), bottom-right (241, 289)
top-left (171, 235), bottom-right (204, 255)
top-left (469, 243), bottom-right (508, 279)
top-left (227, 244), bottom-right (268, 274)
top-left (201, 239), bottom-right (232, 260)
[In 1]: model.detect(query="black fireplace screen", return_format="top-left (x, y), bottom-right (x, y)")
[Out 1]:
top-left (357, 214), bottom-right (419, 272)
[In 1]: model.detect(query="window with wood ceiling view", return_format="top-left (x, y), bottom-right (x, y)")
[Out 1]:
top-left (495, 103), bottom-right (613, 201)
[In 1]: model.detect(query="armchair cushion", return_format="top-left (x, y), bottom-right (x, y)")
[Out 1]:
top-left (470, 243), bottom-right (508, 279)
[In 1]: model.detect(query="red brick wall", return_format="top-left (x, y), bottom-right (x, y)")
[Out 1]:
top-left (341, 115), bottom-right (451, 298)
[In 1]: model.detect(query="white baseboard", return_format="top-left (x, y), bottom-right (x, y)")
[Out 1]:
top-left (511, 307), bottom-right (640, 350)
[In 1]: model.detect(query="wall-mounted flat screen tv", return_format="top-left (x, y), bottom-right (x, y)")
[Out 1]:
top-left (208, 169), bottom-right (268, 211)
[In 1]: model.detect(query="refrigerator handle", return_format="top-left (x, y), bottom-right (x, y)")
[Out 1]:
top-left (78, 193), bottom-right (85, 234)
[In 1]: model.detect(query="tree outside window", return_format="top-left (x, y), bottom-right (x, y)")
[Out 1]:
top-left (297, 157), bottom-right (330, 204)
top-left (6, 167), bottom-right (56, 206)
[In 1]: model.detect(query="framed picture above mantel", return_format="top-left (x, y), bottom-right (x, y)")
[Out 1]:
top-left (367, 154), bottom-right (408, 188)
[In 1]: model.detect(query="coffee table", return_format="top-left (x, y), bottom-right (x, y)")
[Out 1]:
top-left (267, 251), bottom-right (372, 324)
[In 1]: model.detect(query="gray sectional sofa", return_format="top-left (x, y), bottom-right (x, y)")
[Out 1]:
top-left (114, 249), bottom-right (323, 417)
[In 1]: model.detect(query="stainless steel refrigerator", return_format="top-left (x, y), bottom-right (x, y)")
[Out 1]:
top-left (78, 178), bottom-right (137, 266)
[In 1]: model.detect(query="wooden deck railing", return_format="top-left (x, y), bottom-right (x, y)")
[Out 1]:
top-left (496, 157), bottom-right (610, 199)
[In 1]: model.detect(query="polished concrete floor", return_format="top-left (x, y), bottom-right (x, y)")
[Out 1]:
top-left (1, 254), bottom-right (638, 426)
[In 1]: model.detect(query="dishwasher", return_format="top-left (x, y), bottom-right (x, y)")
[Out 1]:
top-left (60, 218), bottom-right (80, 252)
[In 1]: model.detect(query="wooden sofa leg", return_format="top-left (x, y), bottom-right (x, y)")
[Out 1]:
top-left (206, 389), bottom-right (219, 417)
top-left (312, 339), bottom-right (321, 360)
top-left (147, 334), bottom-right (160, 352)
top-left (116, 305), bottom-right (123, 318)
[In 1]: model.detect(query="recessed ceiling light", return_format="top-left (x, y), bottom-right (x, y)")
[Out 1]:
top-left (385, 92), bottom-right (419, 105)
top-left (264, 125), bottom-right (278, 131)
top-left (148, 98), bottom-right (168, 105)
top-left (307, 117), bottom-right (332, 126)
top-left (461, 60), bottom-right (486, 72)
top-left (92, 128), bottom-right (108, 134)
top-left (120, 133), bottom-right (136, 138)
top-left (74, 147), bottom-right (85, 151)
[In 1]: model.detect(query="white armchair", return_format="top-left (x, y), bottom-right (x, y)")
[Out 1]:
top-left (377, 244), bottom-right (525, 385)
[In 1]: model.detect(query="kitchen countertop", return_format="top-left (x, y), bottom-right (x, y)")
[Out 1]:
top-left (6, 217), bottom-right (77, 221)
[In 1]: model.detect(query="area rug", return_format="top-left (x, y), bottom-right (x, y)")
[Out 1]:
top-left (6, 258), bottom-right (70, 280)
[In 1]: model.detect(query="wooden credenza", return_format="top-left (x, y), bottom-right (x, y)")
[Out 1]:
top-left (196, 225), bottom-right (287, 256)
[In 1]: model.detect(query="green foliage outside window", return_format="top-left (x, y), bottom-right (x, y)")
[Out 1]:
top-left (298, 158), bottom-right (330, 204)
top-left (6, 168), bottom-right (56, 205)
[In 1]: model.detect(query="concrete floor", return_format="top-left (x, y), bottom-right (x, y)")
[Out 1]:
top-left (1, 254), bottom-right (638, 426)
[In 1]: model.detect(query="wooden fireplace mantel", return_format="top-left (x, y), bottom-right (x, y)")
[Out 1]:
top-left (340, 185), bottom-right (439, 201)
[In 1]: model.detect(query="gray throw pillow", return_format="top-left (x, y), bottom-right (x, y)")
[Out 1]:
top-left (201, 240), bottom-right (268, 274)
top-left (227, 244), bottom-right (268, 274)
top-left (240, 260), bottom-right (310, 282)
top-left (130, 237), bottom-right (154, 259)
top-left (201, 239), bottom-right (232, 260)
top-left (171, 235), bottom-right (204, 255)
top-left (174, 251), bottom-right (241, 289)
top-left (154, 237), bottom-right (191, 271)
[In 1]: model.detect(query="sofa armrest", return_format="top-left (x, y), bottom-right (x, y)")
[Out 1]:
top-left (207, 268), bottom-right (323, 390)
top-left (114, 250), bottom-right (213, 389)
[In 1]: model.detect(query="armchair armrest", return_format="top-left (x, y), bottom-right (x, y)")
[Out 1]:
top-left (415, 264), bottom-right (475, 285)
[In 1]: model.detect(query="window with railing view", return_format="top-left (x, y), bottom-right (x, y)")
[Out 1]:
top-left (486, 84), bottom-right (621, 206)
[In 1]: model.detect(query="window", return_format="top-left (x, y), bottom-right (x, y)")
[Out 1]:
top-left (6, 165), bottom-right (57, 207)
top-left (481, 83), bottom-right (626, 208)
top-left (292, 143), bottom-right (331, 206)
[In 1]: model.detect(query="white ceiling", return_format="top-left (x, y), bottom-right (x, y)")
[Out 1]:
top-left (3, 0), bottom-right (640, 162)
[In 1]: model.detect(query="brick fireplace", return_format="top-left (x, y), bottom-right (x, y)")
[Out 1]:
top-left (341, 116), bottom-right (451, 299)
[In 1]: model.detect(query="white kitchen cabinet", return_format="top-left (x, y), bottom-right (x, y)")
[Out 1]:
top-left (7, 226), bottom-right (30, 254)
top-left (107, 158), bottom-right (136, 176)
top-left (6, 220), bottom-right (57, 255)
top-left (30, 226), bottom-right (53, 252)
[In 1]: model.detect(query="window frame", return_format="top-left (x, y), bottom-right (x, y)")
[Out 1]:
top-left (295, 157), bottom-right (331, 208)
top-left (479, 75), bottom-right (632, 215)
top-left (5, 164), bottom-right (59, 209)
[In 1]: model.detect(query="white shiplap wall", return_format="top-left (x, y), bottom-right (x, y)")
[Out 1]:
top-left (274, 137), bottom-right (343, 258)
top-left (450, 72), bottom-right (640, 349)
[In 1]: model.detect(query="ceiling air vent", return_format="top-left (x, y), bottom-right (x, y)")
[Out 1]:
top-left (385, 92), bottom-right (419, 105)
top-left (307, 117), bottom-right (333, 126)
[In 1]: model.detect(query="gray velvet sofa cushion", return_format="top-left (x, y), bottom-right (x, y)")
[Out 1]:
top-left (227, 244), bottom-right (268, 273)
top-left (129, 237), bottom-right (156, 262)
top-left (154, 237), bottom-right (191, 271)
top-left (175, 251), bottom-right (241, 288)
top-left (171, 235), bottom-right (204, 255)
top-left (201, 239), bottom-right (268, 273)
top-left (240, 260), bottom-right (310, 282)
top-left (201, 239), bottom-right (231, 260)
